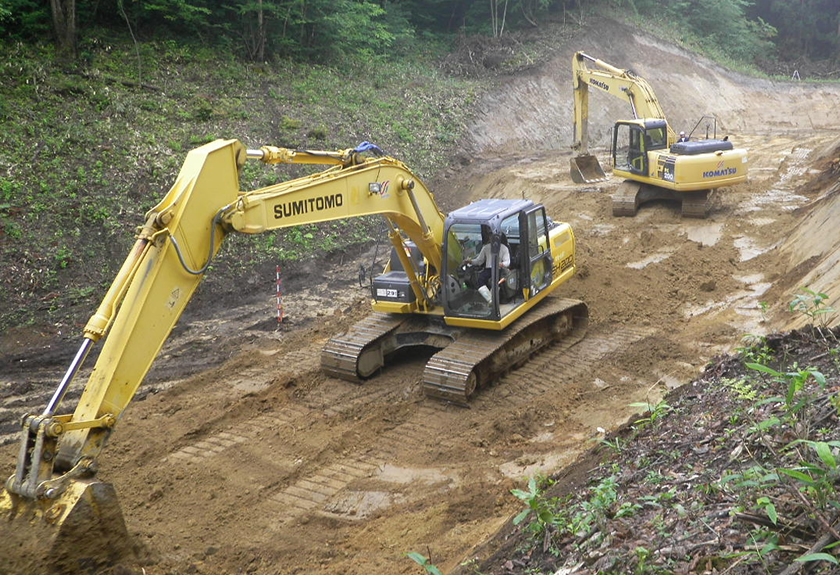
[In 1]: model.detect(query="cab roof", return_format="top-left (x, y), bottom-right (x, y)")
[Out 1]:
top-left (447, 198), bottom-right (535, 224)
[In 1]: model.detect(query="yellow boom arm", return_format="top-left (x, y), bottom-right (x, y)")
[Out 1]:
top-left (7, 139), bottom-right (447, 501)
top-left (572, 51), bottom-right (676, 153)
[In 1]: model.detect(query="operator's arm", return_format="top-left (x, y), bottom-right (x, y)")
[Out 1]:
top-left (468, 244), bottom-right (489, 267)
top-left (500, 244), bottom-right (510, 269)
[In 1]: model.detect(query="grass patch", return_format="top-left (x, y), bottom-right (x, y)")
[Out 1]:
top-left (0, 37), bottom-right (483, 330)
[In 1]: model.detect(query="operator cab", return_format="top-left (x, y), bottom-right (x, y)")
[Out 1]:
top-left (611, 118), bottom-right (668, 177)
top-left (442, 199), bottom-right (555, 322)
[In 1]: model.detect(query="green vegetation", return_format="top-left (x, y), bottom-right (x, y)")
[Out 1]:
top-left (502, 290), bottom-right (840, 573)
top-left (406, 551), bottom-right (444, 575)
top-left (3, 0), bottom-right (834, 69)
top-left (621, 0), bottom-right (775, 64)
top-left (1, 0), bottom-right (834, 332)
top-left (0, 38), bottom-right (481, 330)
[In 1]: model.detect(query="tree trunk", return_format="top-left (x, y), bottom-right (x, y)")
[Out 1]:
top-left (50, 0), bottom-right (77, 60)
top-left (256, 0), bottom-right (265, 61)
top-left (490, 0), bottom-right (497, 37)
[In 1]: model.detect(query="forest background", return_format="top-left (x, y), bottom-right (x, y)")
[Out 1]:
top-left (3, 0), bottom-right (840, 64)
top-left (1, 0), bottom-right (839, 333)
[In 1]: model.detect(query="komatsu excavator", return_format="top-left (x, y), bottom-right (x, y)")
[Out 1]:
top-left (1, 139), bottom-right (587, 573)
top-left (570, 51), bottom-right (748, 218)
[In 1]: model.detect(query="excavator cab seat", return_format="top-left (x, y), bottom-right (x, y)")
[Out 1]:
top-left (499, 233), bottom-right (520, 304)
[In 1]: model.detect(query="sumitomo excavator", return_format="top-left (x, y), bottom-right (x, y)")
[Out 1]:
top-left (570, 51), bottom-right (749, 217)
top-left (1, 139), bottom-right (587, 572)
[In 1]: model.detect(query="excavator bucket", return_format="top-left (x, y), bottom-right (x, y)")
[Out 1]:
top-left (0, 479), bottom-right (140, 574)
top-left (570, 154), bottom-right (607, 184)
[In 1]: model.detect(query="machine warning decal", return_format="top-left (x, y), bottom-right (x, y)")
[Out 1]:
top-left (274, 193), bottom-right (344, 219)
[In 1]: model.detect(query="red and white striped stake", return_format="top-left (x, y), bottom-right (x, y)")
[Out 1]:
top-left (276, 265), bottom-right (285, 324)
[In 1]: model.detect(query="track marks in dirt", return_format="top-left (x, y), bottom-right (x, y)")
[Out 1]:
top-left (206, 323), bottom-right (657, 538)
top-left (479, 324), bottom-right (656, 408)
top-left (264, 405), bottom-right (447, 526)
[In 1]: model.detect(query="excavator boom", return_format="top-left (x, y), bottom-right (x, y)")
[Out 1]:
top-left (1, 139), bottom-right (586, 572)
top-left (571, 51), bottom-right (673, 183)
top-left (0, 140), bottom-right (449, 572)
top-left (570, 51), bottom-right (748, 217)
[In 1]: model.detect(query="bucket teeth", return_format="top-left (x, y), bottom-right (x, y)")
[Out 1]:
top-left (570, 155), bottom-right (608, 184)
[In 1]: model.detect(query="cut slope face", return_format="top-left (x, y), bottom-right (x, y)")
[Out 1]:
top-left (3, 15), bottom-right (840, 575)
top-left (467, 18), bottom-right (840, 155)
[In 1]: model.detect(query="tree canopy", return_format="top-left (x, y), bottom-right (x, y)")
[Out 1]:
top-left (0, 0), bottom-right (837, 65)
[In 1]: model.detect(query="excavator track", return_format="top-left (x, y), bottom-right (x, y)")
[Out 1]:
top-left (613, 180), bottom-right (709, 218)
top-left (321, 313), bottom-right (407, 381)
top-left (612, 181), bottom-right (642, 217)
top-left (680, 190), bottom-right (710, 218)
top-left (321, 298), bottom-right (588, 405)
top-left (422, 297), bottom-right (589, 405)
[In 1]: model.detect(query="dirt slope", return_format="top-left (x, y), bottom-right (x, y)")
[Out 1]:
top-left (4, 15), bottom-right (840, 575)
top-left (468, 18), bottom-right (840, 156)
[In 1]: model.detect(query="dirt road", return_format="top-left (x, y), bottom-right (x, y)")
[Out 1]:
top-left (3, 16), bottom-right (840, 575)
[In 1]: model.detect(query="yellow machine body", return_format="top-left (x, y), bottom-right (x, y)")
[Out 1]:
top-left (1, 139), bottom-right (586, 571)
top-left (570, 51), bottom-right (749, 216)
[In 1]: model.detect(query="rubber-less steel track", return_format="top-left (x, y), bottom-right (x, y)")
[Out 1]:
top-left (321, 298), bottom-right (588, 405)
top-left (423, 298), bottom-right (588, 405)
top-left (612, 181), bottom-right (643, 217)
top-left (613, 180), bottom-right (710, 218)
top-left (681, 190), bottom-right (710, 218)
top-left (321, 313), bottom-right (407, 381)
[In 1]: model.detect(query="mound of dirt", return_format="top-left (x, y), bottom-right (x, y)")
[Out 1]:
top-left (466, 18), bottom-right (840, 156)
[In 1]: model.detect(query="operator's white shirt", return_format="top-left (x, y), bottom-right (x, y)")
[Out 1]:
top-left (470, 243), bottom-right (510, 269)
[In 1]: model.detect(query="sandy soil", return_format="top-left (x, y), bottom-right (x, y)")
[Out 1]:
top-left (4, 16), bottom-right (840, 575)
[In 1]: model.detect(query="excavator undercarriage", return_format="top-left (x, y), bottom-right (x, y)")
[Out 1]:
top-left (611, 181), bottom-right (711, 218)
top-left (323, 297), bottom-right (589, 405)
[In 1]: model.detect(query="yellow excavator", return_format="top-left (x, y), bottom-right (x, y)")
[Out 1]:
top-left (1, 139), bottom-right (587, 573)
top-left (570, 51), bottom-right (749, 218)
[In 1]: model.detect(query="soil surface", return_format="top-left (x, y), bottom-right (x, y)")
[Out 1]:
top-left (462, 326), bottom-right (840, 575)
top-left (4, 16), bottom-right (840, 575)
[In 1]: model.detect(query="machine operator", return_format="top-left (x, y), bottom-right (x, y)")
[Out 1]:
top-left (465, 234), bottom-right (511, 290)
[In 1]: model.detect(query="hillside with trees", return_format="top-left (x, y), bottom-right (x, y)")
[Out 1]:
top-left (2, 0), bottom-right (839, 334)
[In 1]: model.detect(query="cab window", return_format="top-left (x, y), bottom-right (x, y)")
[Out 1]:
top-left (444, 223), bottom-right (495, 320)
top-left (646, 127), bottom-right (667, 149)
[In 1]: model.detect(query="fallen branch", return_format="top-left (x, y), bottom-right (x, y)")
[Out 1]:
top-left (734, 511), bottom-right (815, 541)
top-left (776, 532), bottom-right (836, 575)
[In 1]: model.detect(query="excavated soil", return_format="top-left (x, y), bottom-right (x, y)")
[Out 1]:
top-left (4, 17), bottom-right (840, 575)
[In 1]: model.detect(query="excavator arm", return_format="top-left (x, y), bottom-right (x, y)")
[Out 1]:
top-left (1, 139), bottom-right (448, 570)
top-left (572, 51), bottom-right (675, 152)
top-left (570, 51), bottom-right (748, 217)
top-left (570, 51), bottom-right (676, 183)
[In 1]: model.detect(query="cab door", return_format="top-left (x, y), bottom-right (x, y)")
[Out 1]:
top-left (613, 122), bottom-right (647, 176)
top-left (520, 206), bottom-right (552, 298)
